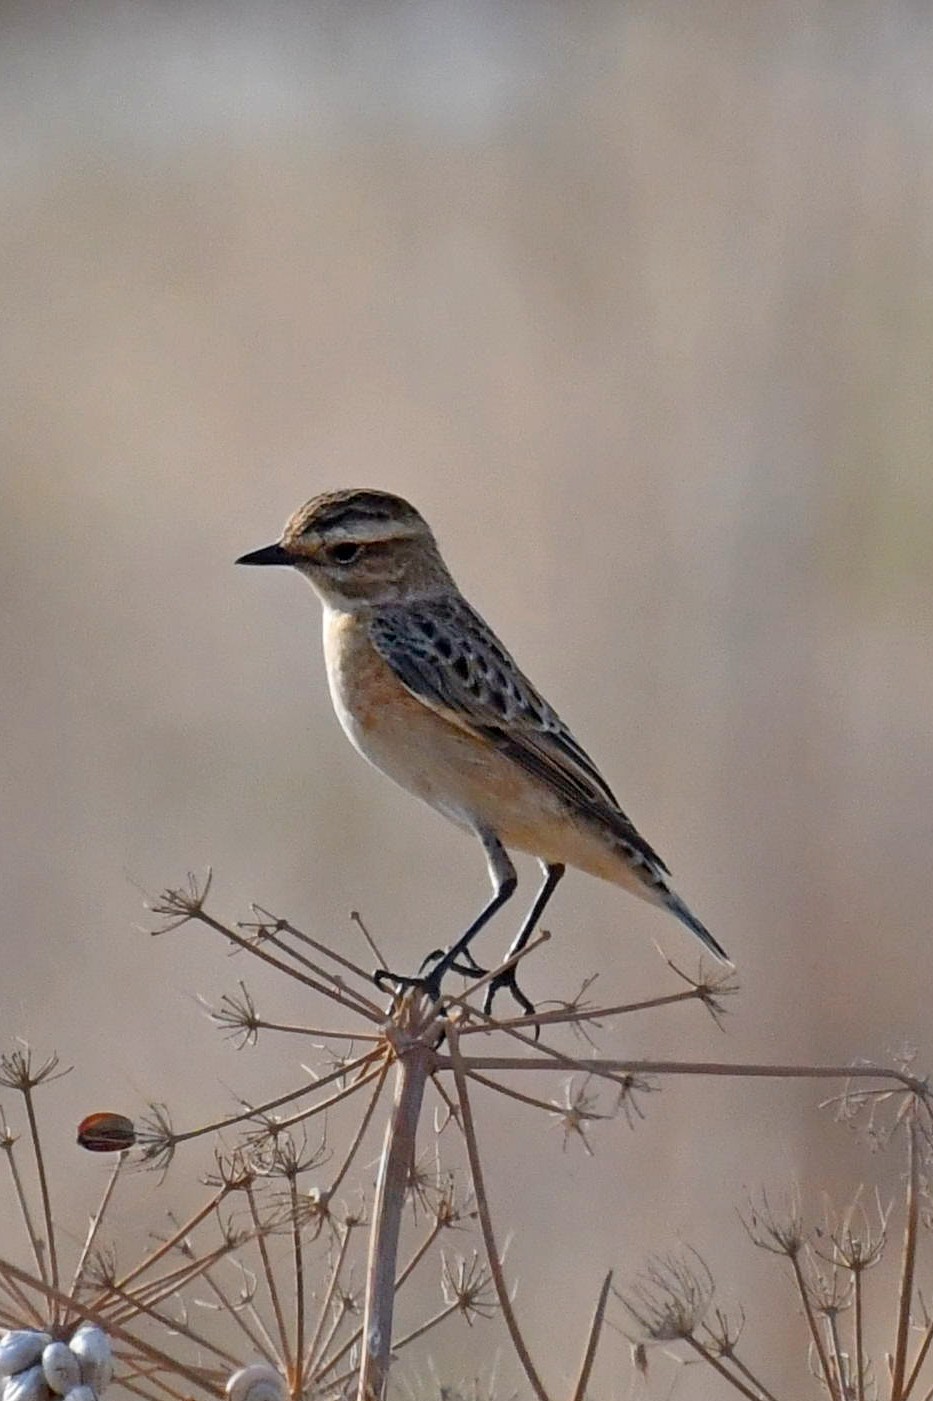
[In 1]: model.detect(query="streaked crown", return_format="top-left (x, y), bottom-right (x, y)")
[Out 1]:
top-left (238, 488), bottom-right (455, 608)
top-left (283, 489), bottom-right (428, 548)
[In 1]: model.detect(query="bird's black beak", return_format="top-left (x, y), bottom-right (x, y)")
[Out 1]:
top-left (236, 542), bottom-right (292, 567)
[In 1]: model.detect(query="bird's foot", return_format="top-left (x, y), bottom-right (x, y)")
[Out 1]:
top-left (373, 945), bottom-right (489, 1007)
top-left (482, 966), bottom-right (538, 1028)
top-left (373, 966), bottom-right (444, 1004)
top-left (418, 946), bottom-right (489, 979)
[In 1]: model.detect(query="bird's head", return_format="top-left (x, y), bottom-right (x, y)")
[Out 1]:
top-left (236, 489), bottom-right (453, 609)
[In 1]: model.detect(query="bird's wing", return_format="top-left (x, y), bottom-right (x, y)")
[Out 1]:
top-left (368, 597), bottom-right (669, 873)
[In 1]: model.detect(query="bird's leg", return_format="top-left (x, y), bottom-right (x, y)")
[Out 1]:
top-left (375, 831), bottom-right (517, 1000)
top-left (483, 861), bottom-right (565, 1019)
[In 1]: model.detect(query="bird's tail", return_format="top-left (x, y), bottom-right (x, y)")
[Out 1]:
top-left (662, 888), bottom-right (731, 963)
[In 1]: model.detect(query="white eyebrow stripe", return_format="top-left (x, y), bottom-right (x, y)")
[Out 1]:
top-left (306, 517), bottom-right (425, 545)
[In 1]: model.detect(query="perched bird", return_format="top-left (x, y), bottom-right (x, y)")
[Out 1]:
top-left (237, 489), bottom-right (728, 1014)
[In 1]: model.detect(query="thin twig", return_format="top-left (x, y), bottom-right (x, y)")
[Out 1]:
top-left (194, 1265), bottom-right (278, 1365)
top-left (21, 1085), bottom-right (59, 1315)
top-left (826, 1308), bottom-right (848, 1400)
top-left (446, 1024), bottom-right (551, 1401)
top-left (682, 1336), bottom-right (766, 1401)
top-left (312, 1218), bottom-right (444, 1385)
top-left (570, 1271), bottom-right (612, 1401)
top-left (892, 1115), bottom-right (921, 1401)
top-left (271, 916), bottom-right (385, 1002)
top-left (350, 911), bottom-right (389, 971)
top-left (465, 1068), bottom-right (559, 1114)
top-left (67, 1153), bottom-right (126, 1311)
top-left (170, 1049), bottom-right (382, 1148)
top-left (269, 1060), bottom-right (386, 1136)
top-left (716, 1349), bottom-right (780, 1401)
top-left (0, 1258), bottom-right (226, 1394)
top-left (788, 1255), bottom-right (838, 1401)
top-left (303, 1225), bottom-right (353, 1377)
top-left (854, 1266), bottom-right (865, 1401)
top-left (458, 986), bottom-right (717, 1035)
top-left (246, 1182), bottom-right (292, 1372)
top-left (236, 1021), bottom-right (384, 1043)
top-left (2, 1137), bottom-right (49, 1290)
top-left (177, 907), bottom-right (382, 1022)
top-left (327, 1059), bottom-right (390, 1198)
top-left (902, 1316), bottom-right (933, 1400)
top-left (0, 1266), bottom-right (45, 1327)
top-left (437, 1056), bottom-right (923, 1091)
top-left (357, 1013), bottom-right (434, 1401)
top-left (105, 1187), bottom-right (230, 1296)
top-left (289, 1175), bottom-right (305, 1393)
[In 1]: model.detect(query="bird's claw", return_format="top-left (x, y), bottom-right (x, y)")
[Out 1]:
top-left (373, 966), bottom-right (444, 1003)
top-left (418, 947), bottom-right (488, 979)
top-left (482, 967), bottom-right (539, 1030)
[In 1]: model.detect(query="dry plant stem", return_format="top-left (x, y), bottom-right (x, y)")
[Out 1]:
top-left (258, 930), bottom-right (381, 1016)
top-left (789, 1255), bottom-right (838, 1401)
top-left (326, 1059), bottom-right (391, 1197)
top-left (110, 1251), bottom-right (232, 1319)
top-left (309, 1301), bottom-right (357, 1385)
top-left (712, 1348), bottom-right (779, 1401)
top-left (67, 1153), bottom-right (125, 1308)
top-left (570, 1271), bottom-right (612, 1401)
top-left (0, 1265), bottom-right (45, 1327)
top-left (378, 1296), bottom-right (463, 1354)
top-left (21, 1084), bottom-right (60, 1315)
top-left (104, 1272), bottom-right (242, 1366)
top-left (903, 1315), bottom-right (933, 1401)
top-left (245, 1021), bottom-right (384, 1043)
top-left (445, 1024), bottom-right (551, 1401)
top-left (440, 1056), bottom-right (923, 1093)
top-left (682, 1336), bottom-right (765, 1401)
top-left (429, 1072), bottom-right (459, 1128)
top-left (2, 1139), bottom-right (49, 1291)
top-left (826, 1310), bottom-right (848, 1399)
top-left (184, 908), bottom-right (381, 1022)
top-left (172, 1048), bottom-right (382, 1147)
top-left (325, 1299), bottom-right (465, 1394)
top-left (274, 917), bottom-right (384, 1000)
top-left (458, 986), bottom-right (716, 1035)
top-left (465, 1067), bottom-right (561, 1115)
top-left (312, 1219), bottom-right (443, 1384)
top-left (891, 1116), bottom-right (921, 1401)
top-left (106, 1185), bottom-right (231, 1296)
top-left (350, 910), bottom-right (389, 969)
top-left (854, 1268), bottom-right (866, 1401)
top-left (287, 1176), bottom-right (306, 1391)
top-left (393, 1218), bottom-right (444, 1291)
top-left (197, 1268), bottom-right (277, 1364)
top-left (269, 1058), bottom-right (386, 1134)
top-left (0, 1258), bottom-right (222, 1391)
top-left (357, 1027), bottom-right (434, 1401)
top-left (246, 1182), bottom-right (292, 1370)
top-left (303, 1226), bottom-right (353, 1376)
top-left (119, 1377), bottom-right (184, 1401)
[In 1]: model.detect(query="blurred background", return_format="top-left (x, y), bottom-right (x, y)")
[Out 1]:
top-left (3, 1), bottom-right (933, 1395)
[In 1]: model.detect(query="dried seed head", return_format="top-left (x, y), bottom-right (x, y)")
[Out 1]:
top-left (622, 1250), bottom-right (714, 1342)
top-left (741, 1191), bottom-right (808, 1258)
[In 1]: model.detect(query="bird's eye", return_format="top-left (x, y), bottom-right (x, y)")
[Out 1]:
top-left (327, 542), bottom-right (363, 565)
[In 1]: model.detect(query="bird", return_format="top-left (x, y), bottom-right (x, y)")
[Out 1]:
top-left (237, 488), bottom-right (728, 1015)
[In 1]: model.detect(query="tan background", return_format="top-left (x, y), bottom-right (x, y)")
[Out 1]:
top-left (3, 2), bottom-right (933, 1396)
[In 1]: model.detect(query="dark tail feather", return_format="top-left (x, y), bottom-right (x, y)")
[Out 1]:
top-left (663, 890), bottom-right (730, 963)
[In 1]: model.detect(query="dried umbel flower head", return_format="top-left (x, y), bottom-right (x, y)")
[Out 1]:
top-left (621, 1250), bottom-right (715, 1342)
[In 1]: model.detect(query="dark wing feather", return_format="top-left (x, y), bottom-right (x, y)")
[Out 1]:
top-left (368, 597), bottom-right (669, 873)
